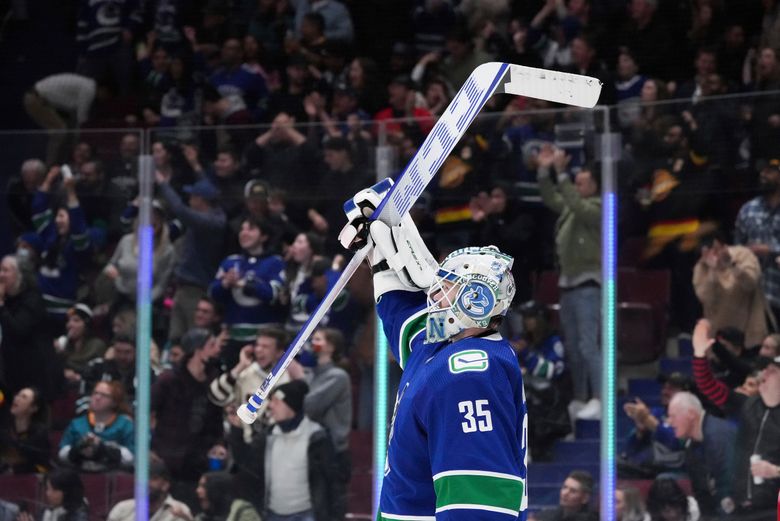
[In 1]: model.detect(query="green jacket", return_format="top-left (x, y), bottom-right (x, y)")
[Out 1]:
top-left (538, 168), bottom-right (602, 283)
top-left (227, 499), bottom-right (263, 521)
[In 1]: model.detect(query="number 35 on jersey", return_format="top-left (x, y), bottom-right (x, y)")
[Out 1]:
top-left (458, 399), bottom-right (493, 433)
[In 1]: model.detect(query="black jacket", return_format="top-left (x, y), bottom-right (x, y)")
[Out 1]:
top-left (0, 286), bottom-right (63, 400)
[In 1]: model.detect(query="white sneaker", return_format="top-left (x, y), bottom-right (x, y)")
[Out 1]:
top-left (576, 398), bottom-right (601, 420)
top-left (568, 399), bottom-right (586, 418)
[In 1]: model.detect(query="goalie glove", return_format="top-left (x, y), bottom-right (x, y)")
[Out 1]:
top-left (368, 214), bottom-right (438, 301)
top-left (338, 178), bottom-right (394, 251)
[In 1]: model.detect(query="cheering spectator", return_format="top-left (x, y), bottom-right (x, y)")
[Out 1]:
top-left (283, 233), bottom-right (334, 336)
top-left (312, 137), bottom-right (373, 252)
top-left (209, 38), bottom-right (268, 122)
top-left (212, 326), bottom-right (304, 432)
top-left (6, 159), bottom-right (45, 237)
top-left (157, 174), bottom-right (227, 342)
top-left (264, 379), bottom-right (336, 521)
top-left (373, 75), bottom-right (434, 144)
top-left (152, 328), bottom-right (225, 505)
top-left (734, 157), bottom-right (780, 326)
top-left (185, 145), bottom-right (247, 220)
top-left (246, 111), bottom-right (320, 201)
top-left (209, 217), bottom-right (286, 367)
top-left (304, 327), bottom-right (352, 520)
top-left (107, 459), bottom-right (192, 521)
top-left (667, 391), bottom-right (736, 516)
top-left (693, 232), bottom-right (768, 347)
top-left (0, 254), bottom-right (64, 401)
top-left (32, 166), bottom-right (92, 333)
top-left (101, 200), bottom-right (175, 313)
top-left (54, 303), bottom-right (107, 385)
top-left (194, 471), bottom-right (262, 521)
top-left (73, 159), bottom-right (126, 245)
top-left (16, 468), bottom-right (89, 521)
top-left (691, 319), bottom-right (780, 518)
top-left (0, 387), bottom-right (51, 474)
top-left (531, 470), bottom-right (598, 521)
top-left (75, 0), bottom-right (138, 95)
top-left (59, 381), bottom-right (135, 472)
top-left (537, 145), bottom-right (602, 420)
top-left (151, 141), bottom-right (194, 196)
top-left (620, 372), bottom-right (687, 478)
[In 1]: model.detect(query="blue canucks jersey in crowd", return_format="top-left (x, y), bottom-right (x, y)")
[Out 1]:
top-left (377, 290), bottom-right (528, 520)
top-left (208, 253), bottom-right (286, 342)
top-left (518, 334), bottom-right (565, 386)
top-left (32, 191), bottom-right (92, 319)
top-left (76, 0), bottom-right (141, 54)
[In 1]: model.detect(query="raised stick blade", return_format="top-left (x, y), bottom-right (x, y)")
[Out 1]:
top-left (499, 63), bottom-right (603, 108)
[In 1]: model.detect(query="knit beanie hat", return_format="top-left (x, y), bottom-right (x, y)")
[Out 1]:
top-left (68, 303), bottom-right (93, 323)
top-left (273, 380), bottom-right (309, 415)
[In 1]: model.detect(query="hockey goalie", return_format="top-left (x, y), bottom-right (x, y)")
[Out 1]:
top-left (339, 180), bottom-right (528, 521)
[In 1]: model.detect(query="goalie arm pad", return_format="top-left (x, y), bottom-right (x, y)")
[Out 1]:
top-left (369, 214), bottom-right (438, 301)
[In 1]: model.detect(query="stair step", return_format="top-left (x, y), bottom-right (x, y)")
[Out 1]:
top-left (678, 337), bottom-right (693, 357)
top-left (627, 378), bottom-right (660, 397)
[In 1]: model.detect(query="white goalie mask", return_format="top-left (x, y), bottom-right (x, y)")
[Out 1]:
top-left (425, 246), bottom-right (516, 343)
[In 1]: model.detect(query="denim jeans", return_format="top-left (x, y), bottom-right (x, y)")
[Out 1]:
top-left (559, 285), bottom-right (601, 401)
top-left (266, 510), bottom-right (315, 521)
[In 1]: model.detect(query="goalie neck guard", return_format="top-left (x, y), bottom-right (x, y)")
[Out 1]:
top-left (425, 245), bottom-right (516, 343)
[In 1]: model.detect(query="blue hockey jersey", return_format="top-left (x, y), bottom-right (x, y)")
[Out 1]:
top-left (76, 0), bottom-right (142, 55)
top-left (209, 253), bottom-right (286, 342)
top-left (377, 290), bottom-right (528, 520)
top-left (32, 191), bottom-right (92, 318)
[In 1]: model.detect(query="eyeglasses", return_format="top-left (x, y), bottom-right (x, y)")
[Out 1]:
top-left (91, 390), bottom-right (112, 399)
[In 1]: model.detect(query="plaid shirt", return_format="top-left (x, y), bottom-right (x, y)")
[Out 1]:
top-left (734, 196), bottom-right (780, 306)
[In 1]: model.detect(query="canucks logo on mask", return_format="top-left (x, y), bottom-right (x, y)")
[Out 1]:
top-left (457, 282), bottom-right (495, 319)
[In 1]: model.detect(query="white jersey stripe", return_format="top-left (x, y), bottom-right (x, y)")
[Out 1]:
top-left (380, 514), bottom-right (436, 520)
top-left (432, 469), bottom-right (525, 482)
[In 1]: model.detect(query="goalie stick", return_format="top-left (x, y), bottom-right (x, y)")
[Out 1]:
top-left (237, 62), bottom-right (603, 424)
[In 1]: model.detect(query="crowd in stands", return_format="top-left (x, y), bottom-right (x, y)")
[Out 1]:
top-left (2, 0), bottom-right (780, 519)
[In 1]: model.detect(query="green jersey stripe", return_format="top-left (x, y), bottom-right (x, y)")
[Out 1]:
top-left (398, 308), bottom-right (427, 369)
top-left (434, 472), bottom-right (524, 512)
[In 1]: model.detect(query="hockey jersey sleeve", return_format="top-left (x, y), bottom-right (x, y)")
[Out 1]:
top-left (422, 354), bottom-right (527, 519)
top-left (376, 290), bottom-right (428, 370)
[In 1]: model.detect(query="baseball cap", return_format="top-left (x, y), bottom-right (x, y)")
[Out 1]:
top-left (67, 303), bottom-right (93, 323)
top-left (244, 179), bottom-right (269, 199)
top-left (183, 179), bottom-right (220, 200)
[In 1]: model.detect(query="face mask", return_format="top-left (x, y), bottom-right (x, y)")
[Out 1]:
top-left (16, 248), bottom-right (31, 260)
